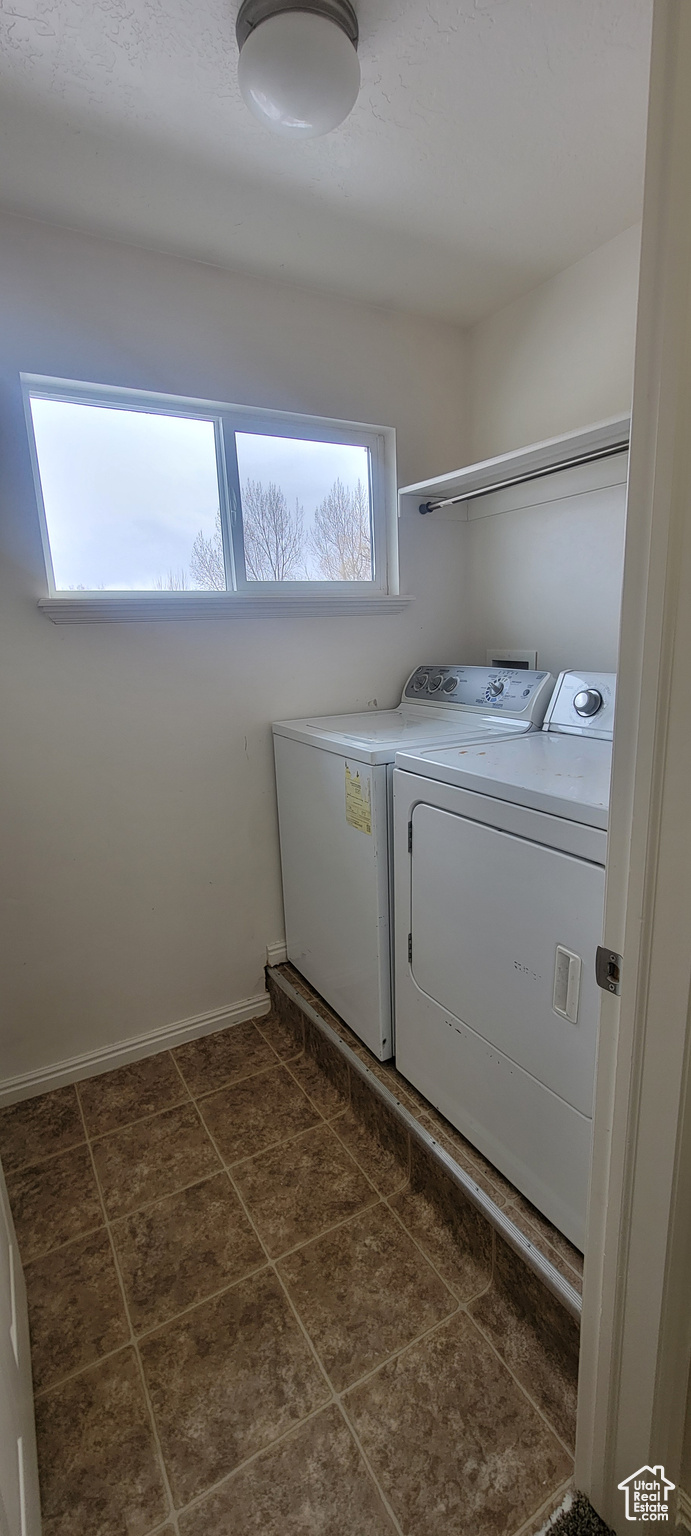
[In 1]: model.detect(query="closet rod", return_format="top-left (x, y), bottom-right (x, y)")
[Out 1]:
top-left (418, 438), bottom-right (630, 514)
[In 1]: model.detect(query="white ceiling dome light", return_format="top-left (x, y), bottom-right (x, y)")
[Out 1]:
top-left (236, 0), bottom-right (360, 139)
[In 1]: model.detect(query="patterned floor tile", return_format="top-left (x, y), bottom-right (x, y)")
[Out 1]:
top-left (140, 1269), bottom-right (329, 1505)
top-left (92, 1103), bottom-right (220, 1219)
top-left (0, 1087), bottom-right (84, 1175)
top-left (35, 1348), bottom-right (168, 1536)
top-left (6, 1144), bottom-right (103, 1262)
top-left (197, 1064), bottom-right (319, 1164)
top-left (389, 1140), bottom-right (493, 1301)
top-left (173, 1023), bottom-right (276, 1096)
top-left (345, 1311), bottom-right (572, 1536)
top-left (78, 1053), bottom-right (187, 1136)
top-left (232, 1123), bottom-right (376, 1257)
top-left (111, 1173), bottom-right (265, 1332)
top-left (27, 1229), bottom-right (128, 1392)
top-left (278, 1202), bottom-right (454, 1391)
top-left (178, 1404), bottom-right (396, 1535)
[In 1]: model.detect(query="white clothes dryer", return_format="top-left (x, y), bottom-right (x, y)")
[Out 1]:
top-left (273, 666), bottom-right (554, 1061)
top-left (393, 670), bottom-right (616, 1247)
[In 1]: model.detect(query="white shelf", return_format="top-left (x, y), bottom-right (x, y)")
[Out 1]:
top-left (399, 414), bottom-right (630, 515)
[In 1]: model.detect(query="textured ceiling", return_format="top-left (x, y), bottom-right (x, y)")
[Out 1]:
top-left (0, 0), bottom-right (652, 322)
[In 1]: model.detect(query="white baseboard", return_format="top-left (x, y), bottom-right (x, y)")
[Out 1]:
top-left (0, 991), bottom-right (271, 1107)
top-left (266, 941), bottom-right (288, 966)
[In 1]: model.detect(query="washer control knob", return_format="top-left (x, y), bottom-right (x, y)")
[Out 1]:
top-left (412, 673), bottom-right (427, 691)
top-left (428, 673), bottom-right (443, 691)
top-left (488, 678), bottom-right (504, 696)
top-left (574, 688), bottom-right (603, 717)
top-left (442, 676), bottom-right (458, 693)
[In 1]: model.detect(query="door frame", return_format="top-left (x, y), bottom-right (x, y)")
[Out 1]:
top-left (576, 3), bottom-right (691, 1527)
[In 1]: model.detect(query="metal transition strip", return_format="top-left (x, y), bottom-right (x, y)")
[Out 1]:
top-left (267, 968), bottom-right (582, 1324)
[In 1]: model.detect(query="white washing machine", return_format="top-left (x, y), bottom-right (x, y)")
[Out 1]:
top-left (393, 670), bottom-right (616, 1247)
top-left (273, 665), bottom-right (554, 1060)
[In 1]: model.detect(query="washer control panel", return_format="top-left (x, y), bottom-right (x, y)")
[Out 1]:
top-left (402, 666), bottom-right (554, 722)
top-left (544, 671), bottom-right (617, 738)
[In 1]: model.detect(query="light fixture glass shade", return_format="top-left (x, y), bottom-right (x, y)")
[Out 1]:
top-left (238, 10), bottom-right (360, 138)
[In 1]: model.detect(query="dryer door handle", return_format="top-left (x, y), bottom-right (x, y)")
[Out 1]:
top-left (553, 947), bottom-right (582, 1024)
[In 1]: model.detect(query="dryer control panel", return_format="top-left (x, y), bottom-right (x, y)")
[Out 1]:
top-left (544, 671), bottom-right (616, 739)
top-left (402, 666), bottom-right (554, 723)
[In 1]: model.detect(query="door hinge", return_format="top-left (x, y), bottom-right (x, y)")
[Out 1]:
top-left (408, 933), bottom-right (412, 963)
top-left (596, 945), bottom-right (622, 996)
top-left (408, 820), bottom-right (413, 853)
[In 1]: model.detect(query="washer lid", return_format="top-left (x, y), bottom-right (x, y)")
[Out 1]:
top-left (395, 731), bottom-right (612, 827)
top-left (272, 708), bottom-right (533, 765)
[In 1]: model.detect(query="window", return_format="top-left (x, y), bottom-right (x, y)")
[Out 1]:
top-left (22, 377), bottom-right (399, 616)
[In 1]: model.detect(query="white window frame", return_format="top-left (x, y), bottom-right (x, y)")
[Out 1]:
top-left (21, 375), bottom-right (407, 622)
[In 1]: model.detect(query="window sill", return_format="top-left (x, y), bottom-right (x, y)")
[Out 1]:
top-left (38, 592), bottom-right (413, 624)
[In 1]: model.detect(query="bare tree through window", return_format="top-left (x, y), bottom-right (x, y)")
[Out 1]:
top-left (190, 510), bottom-right (225, 590)
top-left (154, 568), bottom-right (190, 590)
top-left (310, 478), bottom-right (372, 580)
top-left (183, 475), bottom-right (372, 589)
top-left (242, 480), bottom-right (305, 581)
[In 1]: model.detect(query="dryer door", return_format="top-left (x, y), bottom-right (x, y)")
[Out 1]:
top-left (410, 803), bottom-right (605, 1116)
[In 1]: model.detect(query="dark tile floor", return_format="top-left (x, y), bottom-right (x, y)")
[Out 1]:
top-left (0, 1014), bottom-right (575, 1536)
top-left (282, 965), bottom-right (585, 1297)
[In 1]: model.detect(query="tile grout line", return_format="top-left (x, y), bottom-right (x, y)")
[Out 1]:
top-left (473, 1227), bottom-right (578, 1460)
top-left (192, 1077), bottom-right (408, 1535)
top-left (170, 1401), bottom-right (343, 1527)
top-left (509, 1476), bottom-right (575, 1536)
top-left (465, 1305), bottom-right (576, 1463)
top-left (200, 1104), bottom-right (349, 1174)
top-left (26, 1043), bottom-right (380, 1326)
top-left (333, 1301), bottom-right (471, 1405)
top-left (282, 1055), bottom-right (352, 1122)
top-left (269, 970), bottom-right (583, 1317)
top-left (117, 1161), bottom-right (438, 1351)
top-left (45, 1028), bottom-right (573, 1387)
top-left (270, 984), bottom-right (578, 1449)
top-left (133, 1260), bottom-right (272, 1342)
top-left (1, 1133), bottom-right (87, 1179)
top-left (33, 1339), bottom-right (133, 1401)
top-left (38, 1126), bottom-right (573, 1523)
top-left (15, 1023), bottom-right (391, 1264)
top-left (157, 1052), bottom-right (194, 1102)
top-left (334, 1301), bottom-right (572, 1534)
top-left (74, 1088), bottom-right (182, 1536)
top-left (433, 1217), bottom-right (576, 1462)
top-left (197, 1114), bottom-right (344, 1487)
top-left (184, 1136), bottom-right (408, 1535)
top-left (381, 1182), bottom-right (491, 1310)
top-left (78, 1098), bottom-right (191, 1144)
top-left (29, 1018), bottom-right (570, 1533)
top-left (333, 1400), bottom-right (406, 1536)
top-left (192, 1054), bottom-right (306, 1108)
top-left (19, 1215), bottom-right (108, 1268)
top-left (329, 1132), bottom-right (411, 1201)
top-left (190, 1055), bottom-right (529, 1535)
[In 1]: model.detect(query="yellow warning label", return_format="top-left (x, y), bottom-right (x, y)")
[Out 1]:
top-left (345, 763), bottom-right (372, 834)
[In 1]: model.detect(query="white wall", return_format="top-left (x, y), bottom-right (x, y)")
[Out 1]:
top-left (0, 211), bottom-right (470, 1084)
top-left (457, 456), bottom-right (628, 678)
top-left (469, 224), bottom-right (641, 462)
top-left (459, 224), bottom-right (641, 673)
